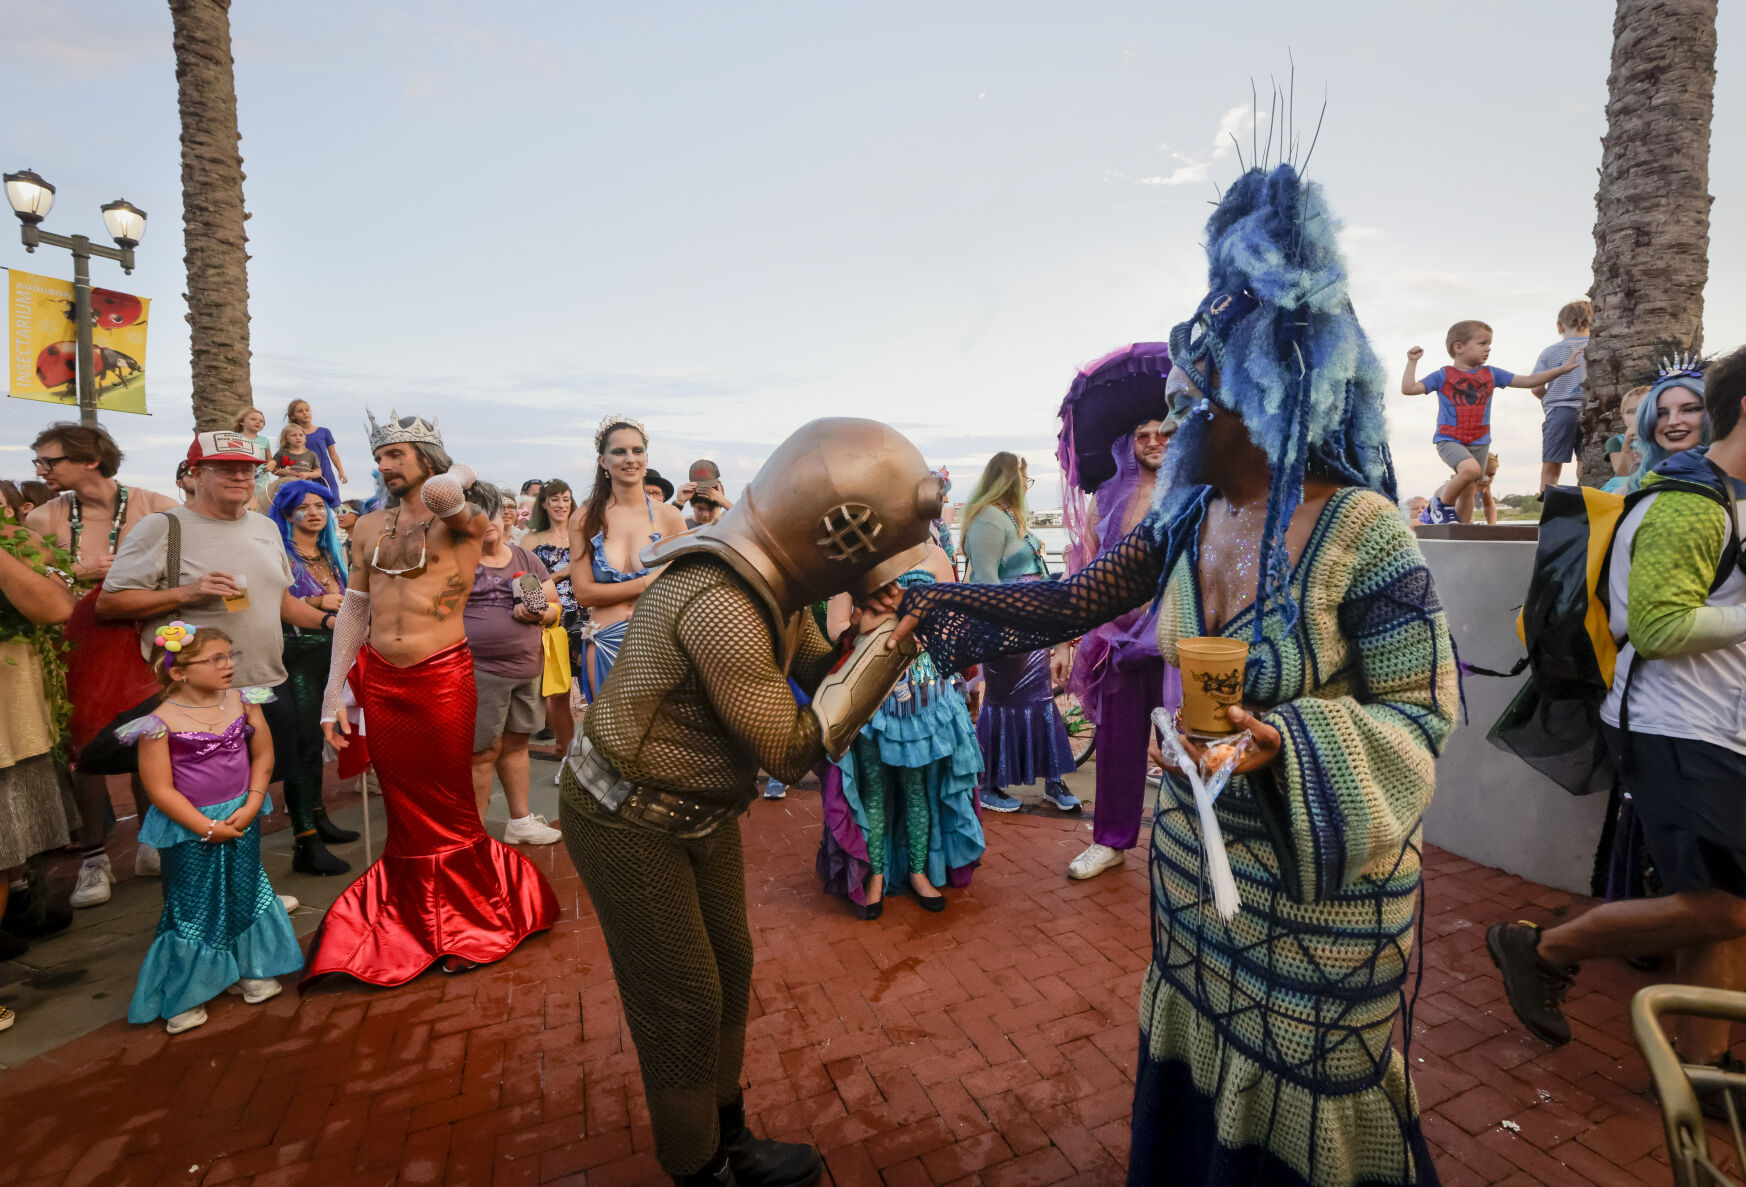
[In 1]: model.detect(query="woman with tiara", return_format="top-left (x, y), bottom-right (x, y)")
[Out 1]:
top-left (567, 416), bottom-right (687, 702)
top-left (894, 156), bottom-right (1456, 1186)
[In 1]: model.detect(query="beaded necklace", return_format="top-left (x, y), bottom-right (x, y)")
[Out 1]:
top-left (69, 484), bottom-right (129, 569)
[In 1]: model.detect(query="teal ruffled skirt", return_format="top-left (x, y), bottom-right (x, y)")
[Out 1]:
top-left (129, 793), bottom-right (303, 1024)
top-left (831, 684), bottom-right (986, 889)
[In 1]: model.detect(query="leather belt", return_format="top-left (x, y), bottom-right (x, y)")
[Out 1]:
top-left (567, 735), bottom-right (742, 839)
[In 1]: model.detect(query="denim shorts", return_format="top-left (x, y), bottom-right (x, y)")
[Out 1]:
top-left (1542, 405), bottom-right (1581, 464)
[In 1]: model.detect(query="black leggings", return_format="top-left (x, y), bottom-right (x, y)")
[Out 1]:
top-left (560, 783), bottom-right (754, 1175)
top-left (271, 630), bottom-right (332, 834)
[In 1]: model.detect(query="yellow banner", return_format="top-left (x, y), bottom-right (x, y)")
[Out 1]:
top-left (7, 267), bottom-right (150, 415)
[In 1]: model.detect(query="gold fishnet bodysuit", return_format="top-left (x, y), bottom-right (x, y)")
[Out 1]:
top-left (581, 555), bottom-right (836, 801)
top-left (561, 553), bottom-right (838, 1175)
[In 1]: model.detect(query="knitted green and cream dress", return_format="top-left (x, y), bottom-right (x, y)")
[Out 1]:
top-left (905, 486), bottom-right (1457, 1187)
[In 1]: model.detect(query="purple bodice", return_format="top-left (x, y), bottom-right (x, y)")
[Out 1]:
top-left (164, 716), bottom-right (254, 807)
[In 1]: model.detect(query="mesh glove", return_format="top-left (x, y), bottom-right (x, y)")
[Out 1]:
top-left (420, 463), bottom-right (478, 519)
top-left (320, 588), bottom-right (371, 724)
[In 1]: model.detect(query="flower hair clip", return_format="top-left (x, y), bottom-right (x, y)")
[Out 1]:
top-left (154, 621), bottom-right (193, 653)
top-left (155, 621), bottom-right (194, 674)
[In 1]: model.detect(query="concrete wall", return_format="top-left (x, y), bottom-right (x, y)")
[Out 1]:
top-left (1417, 533), bottom-right (1610, 894)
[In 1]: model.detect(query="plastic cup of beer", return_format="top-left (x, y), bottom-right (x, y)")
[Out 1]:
top-left (1176, 636), bottom-right (1249, 736)
top-left (223, 574), bottom-right (250, 613)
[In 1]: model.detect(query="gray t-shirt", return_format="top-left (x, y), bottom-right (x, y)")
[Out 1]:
top-left (103, 506), bottom-right (296, 688)
top-left (1532, 336), bottom-right (1588, 410)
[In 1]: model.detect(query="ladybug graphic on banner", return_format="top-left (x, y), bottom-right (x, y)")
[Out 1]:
top-left (7, 267), bottom-right (151, 414)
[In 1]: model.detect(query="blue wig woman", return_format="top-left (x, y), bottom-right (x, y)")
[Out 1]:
top-left (266, 479), bottom-right (358, 874)
top-left (1630, 365), bottom-right (1711, 491)
top-left (899, 154), bottom-right (1457, 1186)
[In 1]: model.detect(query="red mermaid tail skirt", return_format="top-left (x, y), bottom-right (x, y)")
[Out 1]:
top-left (300, 640), bottom-right (558, 988)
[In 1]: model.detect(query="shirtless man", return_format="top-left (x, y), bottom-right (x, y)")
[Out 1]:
top-left (1055, 362), bottom-right (1182, 882)
top-left (304, 410), bottom-right (556, 987)
top-left (27, 423), bottom-right (178, 905)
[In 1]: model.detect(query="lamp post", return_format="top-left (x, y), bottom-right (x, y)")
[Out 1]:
top-left (5, 169), bottom-right (147, 427)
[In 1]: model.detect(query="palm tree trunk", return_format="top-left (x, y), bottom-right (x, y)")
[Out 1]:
top-left (169, 0), bottom-right (252, 432)
top-left (1580, 0), bottom-right (1717, 485)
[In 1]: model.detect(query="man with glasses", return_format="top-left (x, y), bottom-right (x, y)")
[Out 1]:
top-left (99, 431), bottom-right (328, 894)
top-left (26, 423), bottom-right (178, 906)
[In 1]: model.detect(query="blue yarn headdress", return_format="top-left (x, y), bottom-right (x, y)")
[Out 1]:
top-left (1152, 161), bottom-right (1396, 639)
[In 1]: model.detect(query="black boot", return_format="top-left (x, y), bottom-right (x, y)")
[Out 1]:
top-left (673, 1148), bottom-right (736, 1187)
top-left (719, 1096), bottom-right (821, 1187)
top-left (312, 807), bottom-right (360, 844)
top-left (292, 832), bottom-right (352, 876)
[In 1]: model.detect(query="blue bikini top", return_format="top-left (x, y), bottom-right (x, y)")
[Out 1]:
top-left (591, 493), bottom-right (662, 584)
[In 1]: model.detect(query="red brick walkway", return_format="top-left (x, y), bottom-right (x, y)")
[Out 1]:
top-left (0, 795), bottom-right (1718, 1186)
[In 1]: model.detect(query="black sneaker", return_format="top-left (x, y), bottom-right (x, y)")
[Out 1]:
top-left (1486, 921), bottom-right (1576, 1046)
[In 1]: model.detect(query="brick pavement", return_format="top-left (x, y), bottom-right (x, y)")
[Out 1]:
top-left (0, 784), bottom-right (1729, 1186)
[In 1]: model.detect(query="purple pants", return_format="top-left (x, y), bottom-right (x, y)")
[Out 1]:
top-left (1091, 658), bottom-right (1176, 851)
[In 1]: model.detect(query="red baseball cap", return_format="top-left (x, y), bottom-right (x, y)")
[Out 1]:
top-left (186, 430), bottom-right (268, 466)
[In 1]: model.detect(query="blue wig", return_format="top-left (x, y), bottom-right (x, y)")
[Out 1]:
top-left (1151, 163), bottom-right (1395, 639)
top-left (268, 479), bottom-right (348, 583)
top-left (1632, 369), bottom-right (1709, 488)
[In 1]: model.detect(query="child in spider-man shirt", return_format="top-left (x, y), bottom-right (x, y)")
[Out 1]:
top-left (1402, 319), bottom-right (1582, 523)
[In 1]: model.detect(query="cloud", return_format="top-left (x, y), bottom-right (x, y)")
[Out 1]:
top-left (1211, 102), bottom-right (1269, 161)
top-left (1116, 103), bottom-right (1269, 190)
top-left (1137, 162), bottom-right (1210, 187)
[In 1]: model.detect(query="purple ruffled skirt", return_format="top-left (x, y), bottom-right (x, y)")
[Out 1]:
top-left (977, 647), bottom-right (1076, 789)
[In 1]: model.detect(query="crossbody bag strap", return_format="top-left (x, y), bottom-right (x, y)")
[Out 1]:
top-left (164, 510), bottom-right (182, 590)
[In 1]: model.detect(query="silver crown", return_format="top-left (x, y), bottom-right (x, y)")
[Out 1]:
top-left (366, 407), bottom-right (444, 452)
top-left (1657, 351), bottom-right (1705, 382)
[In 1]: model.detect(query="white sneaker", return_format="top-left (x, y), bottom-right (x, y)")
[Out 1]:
top-left (1067, 843), bottom-right (1125, 881)
top-left (226, 977), bottom-right (283, 1004)
top-left (134, 844), bottom-right (161, 877)
top-left (70, 856), bottom-right (116, 907)
top-left (503, 814), bottom-right (562, 846)
top-left (277, 895), bottom-right (300, 913)
top-left (165, 1005), bottom-right (208, 1034)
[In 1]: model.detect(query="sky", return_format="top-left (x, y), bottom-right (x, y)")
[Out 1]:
top-left (3, 0), bottom-right (1743, 507)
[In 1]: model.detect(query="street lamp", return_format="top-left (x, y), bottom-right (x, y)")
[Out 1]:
top-left (5, 168), bottom-right (147, 427)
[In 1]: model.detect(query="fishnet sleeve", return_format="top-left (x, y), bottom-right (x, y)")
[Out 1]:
top-left (787, 608), bottom-right (837, 690)
top-left (902, 523), bottom-right (1168, 671)
top-left (675, 580), bottom-right (825, 785)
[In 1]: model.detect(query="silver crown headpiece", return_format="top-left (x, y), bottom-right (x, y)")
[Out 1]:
top-left (1656, 351), bottom-right (1705, 383)
top-left (366, 407), bottom-right (444, 452)
top-left (594, 413), bottom-right (647, 453)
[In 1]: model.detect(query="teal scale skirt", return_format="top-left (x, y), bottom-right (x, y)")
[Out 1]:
top-left (129, 793), bottom-right (304, 1024)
